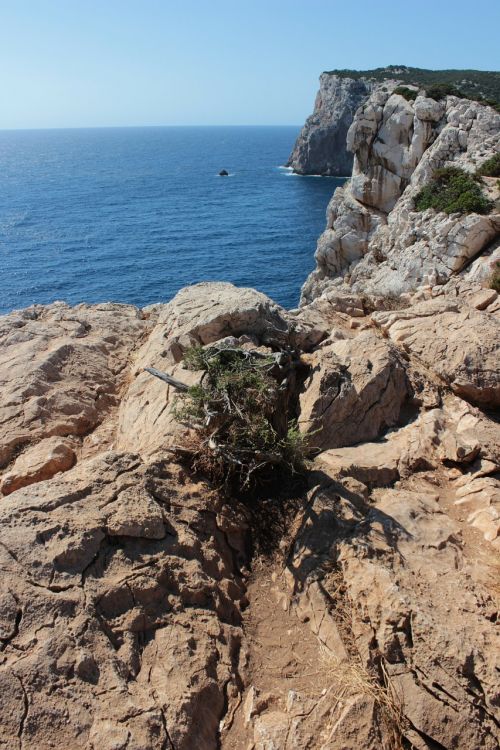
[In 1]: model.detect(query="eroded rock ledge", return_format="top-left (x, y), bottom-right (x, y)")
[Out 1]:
top-left (0, 280), bottom-right (499, 749)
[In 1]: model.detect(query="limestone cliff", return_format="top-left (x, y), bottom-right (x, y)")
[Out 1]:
top-left (286, 73), bottom-right (374, 176)
top-left (288, 66), bottom-right (500, 177)
top-left (302, 86), bottom-right (500, 302)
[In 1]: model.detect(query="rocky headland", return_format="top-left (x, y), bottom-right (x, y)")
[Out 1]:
top-left (287, 65), bottom-right (500, 177)
top-left (286, 73), bottom-right (374, 176)
top-left (1, 74), bottom-right (499, 750)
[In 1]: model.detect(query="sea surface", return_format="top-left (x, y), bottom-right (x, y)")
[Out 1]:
top-left (0, 126), bottom-right (343, 314)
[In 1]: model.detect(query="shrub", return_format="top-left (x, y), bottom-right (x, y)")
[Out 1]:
top-left (173, 345), bottom-right (309, 490)
top-left (477, 153), bottom-right (500, 178)
top-left (425, 83), bottom-right (464, 101)
top-left (489, 261), bottom-right (500, 293)
top-left (393, 86), bottom-right (418, 102)
top-left (414, 167), bottom-right (493, 215)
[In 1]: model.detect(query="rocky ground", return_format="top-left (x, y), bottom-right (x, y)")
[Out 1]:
top-left (0, 277), bottom-right (498, 750)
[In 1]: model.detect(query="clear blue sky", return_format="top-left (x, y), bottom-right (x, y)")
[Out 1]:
top-left (1, 0), bottom-right (498, 129)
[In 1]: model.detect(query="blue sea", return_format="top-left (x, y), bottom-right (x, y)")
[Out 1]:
top-left (0, 127), bottom-right (343, 314)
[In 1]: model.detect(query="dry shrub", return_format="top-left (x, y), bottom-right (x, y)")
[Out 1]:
top-left (174, 345), bottom-right (310, 491)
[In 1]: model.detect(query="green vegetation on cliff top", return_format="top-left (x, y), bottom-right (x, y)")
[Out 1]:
top-left (323, 66), bottom-right (500, 104)
top-left (414, 167), bottom-right (493, 216)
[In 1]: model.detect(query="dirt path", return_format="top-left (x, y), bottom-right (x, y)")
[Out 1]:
top-left (221, 557), bottom-right (336, 749)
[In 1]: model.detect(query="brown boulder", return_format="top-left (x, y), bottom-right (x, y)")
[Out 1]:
top-left (373, 299), bottom-right (500, 407)
top-left (299, 332), bottom-right (408, 450)
top-left (1, 436), bottom-right (76, 495)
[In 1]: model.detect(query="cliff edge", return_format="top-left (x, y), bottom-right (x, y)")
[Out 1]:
top-left (286, 73), bottom-right (374, 176)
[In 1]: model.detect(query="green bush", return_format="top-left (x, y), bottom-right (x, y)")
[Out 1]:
top-left (174, 345), bottom-right (309, 490)
top-left (425, 83), bottom-right (464, 101)
top-left (476, 153), bottom-right (500, 178)
top-left (414, 167), bottom-right (493, 215)
top-left (393, 86), bottom-right (418, 102)
top-left (490, 261), bottom-right (500, 293)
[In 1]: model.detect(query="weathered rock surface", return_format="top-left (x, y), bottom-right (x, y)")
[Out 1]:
top-left (1, 436), bottom-right (76, 495)
top-left (0, 302), bottom-right (148, 470)
top-left (373, 298), bottom-right (500, 407)
top-left (0, 451), bottom-right (247, 750)
top-left (286, 73), bottom-right (374, 176)
top-left (1, 280), bottom-right (499, 750)
top-left (274, 474), bottom-right (500, 749)
top-left (299, 332), bottom-right (408, 450)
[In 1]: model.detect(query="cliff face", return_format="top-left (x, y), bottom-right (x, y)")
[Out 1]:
top-left (288, 66), bottom-right (500, 178)
top-left (286, 74), bottom-right (374, 176)
top-left (302, 87), bottom-right (500, 302)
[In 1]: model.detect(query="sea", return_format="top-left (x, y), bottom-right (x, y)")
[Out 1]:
top-left (0, 126), bottom-right (344, 314)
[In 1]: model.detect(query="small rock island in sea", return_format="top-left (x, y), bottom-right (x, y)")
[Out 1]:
top-left (0, 65), bottom-right (499, 750)
top-left (219, 168), bottom-right (229, 176)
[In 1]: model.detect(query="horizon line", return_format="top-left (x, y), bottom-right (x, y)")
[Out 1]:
top-left (0, 123), bottom-right (303, 133)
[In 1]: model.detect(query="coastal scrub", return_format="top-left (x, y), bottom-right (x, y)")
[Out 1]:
top-left (414, 167), bottom-right (493, 215)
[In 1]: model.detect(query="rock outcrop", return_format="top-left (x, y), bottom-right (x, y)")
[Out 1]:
top-left (288, 65), bottom-right (500, 179)
top-left (286, 74), bottom-right (374, 176)
top-left (298, 332), bottom-right (408, 450)
top-left (302, 89), bottom-right (500, 302)
top-left (0, 302), bottom-right (148, 470)
top-left (283, 479), bottom-right (500, 749)
top-left (0, 452), bottom-right (247, 750)
top-left (373, 299), bottom-right (500, 407)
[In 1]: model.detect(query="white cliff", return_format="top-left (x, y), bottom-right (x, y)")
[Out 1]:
top-left (302, 88), bottom-right (500, 302)
top-left (286, 73), bottom-right (374, 176)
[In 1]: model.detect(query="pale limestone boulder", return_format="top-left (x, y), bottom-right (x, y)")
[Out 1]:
top-left (299, 332), bottom-right (408, 450)
top-left (140, 282), bottom-right (322, 365)
top-left (152, 282), bottom-right (290, 348)
top-left (413, 95), bottom-right (446, 122)
top-left (1, 436), bottom-right (76, 495)
top-left (373, 299), bottom-right (500, 406)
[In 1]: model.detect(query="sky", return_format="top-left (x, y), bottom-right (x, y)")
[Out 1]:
top-left (1, 0), bottom-right (499, 129)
